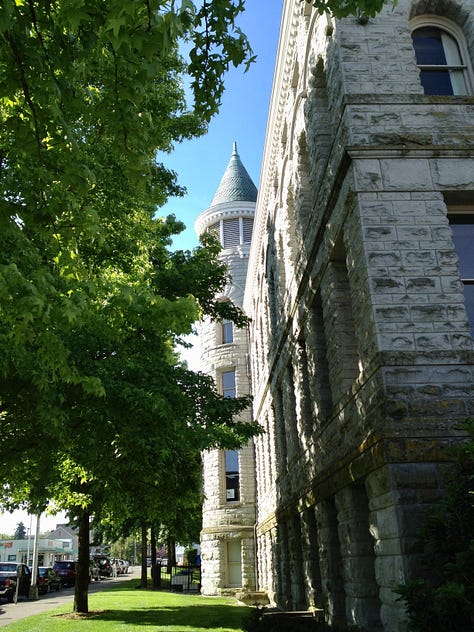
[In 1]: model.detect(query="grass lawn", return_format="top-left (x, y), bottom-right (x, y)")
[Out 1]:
top-left (3, 581), bottom-right (253, 632)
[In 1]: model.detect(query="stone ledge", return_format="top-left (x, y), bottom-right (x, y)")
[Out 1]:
top-left (236, 590), bottom-right (270, 606)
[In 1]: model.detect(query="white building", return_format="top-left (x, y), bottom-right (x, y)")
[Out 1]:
top-left (0, 537), bottom-right (73, 567)
top-left (196, 143), bottom-right (258, 595)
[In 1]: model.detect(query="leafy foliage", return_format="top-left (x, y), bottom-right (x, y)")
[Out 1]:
top-left (395, 420), bottom-right (474, 631)
top-left (13, 521), bottom-right (27, 540)
top-left (0, 0), bottom-right (261, 613)
top-left (305, 0), bottom-right (395, 19)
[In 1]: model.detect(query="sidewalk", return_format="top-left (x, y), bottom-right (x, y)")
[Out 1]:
top-left (0, 567), bottom-right (136, 627)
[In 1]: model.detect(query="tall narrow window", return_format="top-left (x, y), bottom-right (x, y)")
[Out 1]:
top-left (242, 217), bottom-right (254, 244)
top-left (225, 450), bottom-right (240, 501)
top-left (449, 214), bottom-right (474, 338)
top-left (411, 24), bottom-right (470, 95)
top-left (222, 369), bottom-right (236, 398)
top-left (222, 218), bottom-right (240, 248)
top-left (222, 318), bottom-right (233, 344)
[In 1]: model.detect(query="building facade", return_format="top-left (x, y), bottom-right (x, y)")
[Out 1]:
top-left (199, 1), bottom-right (474, 630)
top-left (0, 537), bottom-right (74, 566)
top-left (196, 143), bottom-right (258, 595)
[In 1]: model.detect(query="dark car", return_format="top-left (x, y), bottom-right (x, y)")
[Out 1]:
top-left (37, 567), bottom-right (61, 594)
top-left (53, 560), bottom-right (77, 587)
top-left (93, 556), bottom-right (111, 578)
top-left (89, 560), bottom-right (101, 582)
top-left (0, 563), bottom-right (31, 602)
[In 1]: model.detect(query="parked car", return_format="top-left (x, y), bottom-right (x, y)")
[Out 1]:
top-left (93, 556), bottom-right (111, 577)
top-left (89, 560), bottom-right (101, 582)
top-left (53, 561), bottom-right (77, 587)
top-left (37, 567), bottom-right (61, 594)
top-left (115, 559), bottom-right (129, 575)
top-left (0, 563), bottom-right (31, 602)
top-left (120, 559), bottom-right (129, 574)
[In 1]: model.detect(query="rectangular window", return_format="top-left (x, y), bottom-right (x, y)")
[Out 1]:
top-left (242, 217), bottom-right (254, 244)
top-left (222, 319), bottom-right (233, 344)
top-left (449, 213), bottom-right (474, 337)
top-left (223, 218), bottom-right (240, 248)
top-left (225, 450), bottom-right (240, 501)
top-left (222, 369), bottom-right (236, 398)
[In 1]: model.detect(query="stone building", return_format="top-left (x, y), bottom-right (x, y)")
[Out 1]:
top-left (195, 143), bottom-right (258, 595)
top-left (198, 1), bottom-right (474, 630)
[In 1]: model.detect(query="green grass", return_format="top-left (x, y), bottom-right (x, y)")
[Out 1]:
top-left (3, 580), bottom-right (253, 632)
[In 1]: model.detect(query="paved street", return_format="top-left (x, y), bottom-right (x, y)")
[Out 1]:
top-left (0, 567), bottom-right (136, 627)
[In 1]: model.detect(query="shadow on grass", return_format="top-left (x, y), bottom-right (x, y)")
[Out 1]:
top-left (69, 603), bottom-right (249, 629)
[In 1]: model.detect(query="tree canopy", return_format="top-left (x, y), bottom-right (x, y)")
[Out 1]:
top-left (306, 0), bottom-right (393, 19)
top-left (0, 0), bottom-right (260, 611)
top-left (13, 521), bottom-right (27, 540)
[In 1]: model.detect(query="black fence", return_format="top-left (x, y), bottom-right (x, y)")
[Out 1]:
top-left (151, 563), bottom-right (201, 593)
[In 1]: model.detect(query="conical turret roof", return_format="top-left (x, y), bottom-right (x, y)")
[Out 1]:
top-left (210, 142), bottom-right (258, 207)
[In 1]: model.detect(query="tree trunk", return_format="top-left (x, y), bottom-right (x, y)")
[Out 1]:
top-left (151, 525), bottom-right (159, 589)
top-left (140, 519), bottom-right (148, 588)
top-left (167, 535), bottom-right (175, 571)
top-left (74, 510), bottom-right (90, 613)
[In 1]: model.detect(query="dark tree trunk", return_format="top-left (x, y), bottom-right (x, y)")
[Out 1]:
top-left (140, 519), bottom-right (148, 588)
top-left (167, 535), bottom-right (175, 571)
top-left (74, 510), bottom-right (90, 613)
top-left (151, 525), bottom-right (159, 589)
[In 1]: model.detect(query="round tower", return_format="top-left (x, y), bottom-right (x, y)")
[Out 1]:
top-left (195, 143), bottom-right (257, 595)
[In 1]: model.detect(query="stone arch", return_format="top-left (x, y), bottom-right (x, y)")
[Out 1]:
top-left (304, 55), bottom-right (333, 204)
top-left (409, 0), bottom-right (471, 26)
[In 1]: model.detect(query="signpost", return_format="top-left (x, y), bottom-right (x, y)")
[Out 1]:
top-left (28, 515), bottom-right (40, 600)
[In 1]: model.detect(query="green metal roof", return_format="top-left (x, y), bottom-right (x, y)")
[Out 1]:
top-left (210, 142), bottom-right (258, 207)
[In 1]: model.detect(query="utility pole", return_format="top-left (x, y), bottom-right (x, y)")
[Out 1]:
top-left (29, 514), bottom-right (40, 600)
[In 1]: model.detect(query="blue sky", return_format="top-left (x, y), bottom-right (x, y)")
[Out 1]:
top-left (159, 0), bottom-right (284, 252)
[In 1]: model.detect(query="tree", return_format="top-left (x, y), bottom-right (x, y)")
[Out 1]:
top-left (0, 0), bottom-right (259, 614)
top-left (13, 521), bottom-right (27, 540)
top-left (396, 420), bottom-right (474, 631)
top-left (305, 0), bottom-right (394, 19)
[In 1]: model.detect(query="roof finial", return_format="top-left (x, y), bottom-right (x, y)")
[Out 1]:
top-left (232, 141), bottom-right (238, 155)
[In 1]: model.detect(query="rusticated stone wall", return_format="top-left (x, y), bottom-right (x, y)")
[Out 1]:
top-left (244, 1), bottom-right (474, 631)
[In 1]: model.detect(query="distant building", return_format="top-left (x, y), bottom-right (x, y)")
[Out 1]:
top-left (44, 524), bottom-right (78, 560)
top-left (0, 537), bottom-right (73, 566)
top-left (198, 1), bottom-right (474, 630)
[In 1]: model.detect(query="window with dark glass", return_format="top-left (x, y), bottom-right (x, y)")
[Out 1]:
top-left (412, 26), bottom-right (468, 95)
top-left (222, 318), bottom-right (233, 344)
top-left (449, 214), bottom-right (474, 338)
top-left (222, 369), bottom-right (236, 398)
top-left (225, 450), bottom-right (240, 501)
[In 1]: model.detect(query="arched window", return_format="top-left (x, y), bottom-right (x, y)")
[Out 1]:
top-left (411, 18), bottom-right (472, 95)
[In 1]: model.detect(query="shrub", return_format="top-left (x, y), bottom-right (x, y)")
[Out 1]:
top-left (395, 420), bottom-right (474, 631)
